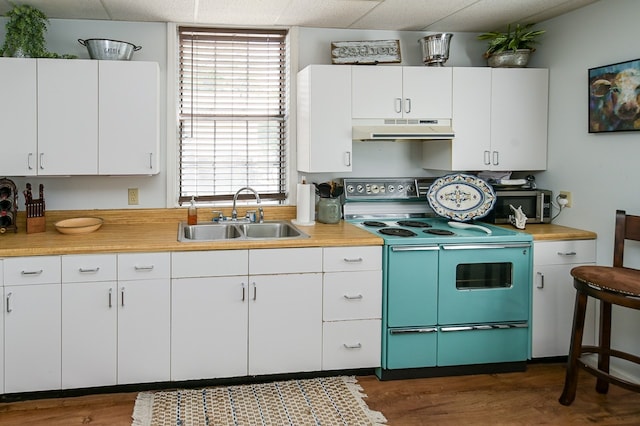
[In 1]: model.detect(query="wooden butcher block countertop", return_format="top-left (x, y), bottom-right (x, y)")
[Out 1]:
top-left (499, 223), bottom-right (597, 241)
top-left (0, 207), bottom-right (383, 258)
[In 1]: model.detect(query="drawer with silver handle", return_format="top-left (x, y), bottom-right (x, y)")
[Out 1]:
top-left (117, 252), bottom-right (170, 280)
top-left (533, 240), bottom-right (595, 266)
top-left (62, 254), bottom-right (116, 283)
top-left (4, 256), bottom-right (60, 285)
top-left (323, 246), bottom-right (382, 272)
top-left (323, 270), bottom-right (381, 321)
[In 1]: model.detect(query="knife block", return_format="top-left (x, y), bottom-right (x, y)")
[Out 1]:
top-left (25, 183), bottom-right (46, 234)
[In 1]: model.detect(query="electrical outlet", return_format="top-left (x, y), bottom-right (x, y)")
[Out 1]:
top-left (128, 188), bottom-right (139, 205)
top-left (559, 191), bottom-right (572, 208)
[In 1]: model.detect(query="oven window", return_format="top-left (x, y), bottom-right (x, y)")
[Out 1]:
top-left (456, 262), bottom-right (513, 289)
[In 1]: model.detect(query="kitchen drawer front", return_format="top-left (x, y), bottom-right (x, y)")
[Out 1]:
top-left (323, 246), bottom-right (382, 272)
top-left (437, 325), bottom-right (528, 366)
top-left (322, 320), bottom-right (381, 370)
top-left (385, 327), bottom-right (437, 369)
top-left (62, 254), bottom-right (117, 283)
top-left (249, 248), bottom-right (322, 275)
top-left (4, 256), bottom-right (61, 285)
top-left (534, 240), bottom-right (595, 266)
top-left (171, 250), bottom-right (248, 278)
top-left (117, 252), bottom-right (170, 281)
top-left (323, 271), bottom-right (381, 321)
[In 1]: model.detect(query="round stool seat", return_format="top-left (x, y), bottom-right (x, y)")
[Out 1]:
top-left (571, 265), bottom-right (640, 298)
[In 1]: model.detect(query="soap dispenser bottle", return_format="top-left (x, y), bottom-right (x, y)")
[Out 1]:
top-left (187, 196), bottom-right (197, 225)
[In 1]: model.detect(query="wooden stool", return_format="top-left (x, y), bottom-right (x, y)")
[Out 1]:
top-left (559, 210), bottom-right (640, 405)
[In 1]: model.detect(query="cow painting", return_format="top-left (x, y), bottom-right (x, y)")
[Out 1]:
top-left (589, 59), bottom-right (640, 133)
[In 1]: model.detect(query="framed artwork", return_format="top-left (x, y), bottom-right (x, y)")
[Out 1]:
top-left (589, 58), bottom-right (640, 133)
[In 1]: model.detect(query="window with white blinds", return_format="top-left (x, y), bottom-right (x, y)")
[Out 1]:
top-left (178, 27), bottom-right (288, 205)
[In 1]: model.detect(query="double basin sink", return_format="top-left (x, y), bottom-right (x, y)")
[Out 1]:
top-left (178, 220), bottom-right (309, 242)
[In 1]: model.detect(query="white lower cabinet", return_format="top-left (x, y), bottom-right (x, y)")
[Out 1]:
top-left (532, 240), bottom-right (597, 358)
top-left (3, 256), bottom-right (61, 393)
top-left (172, 248), bottom-right (323, 379)
top-left (61, 253), bottom-right (170, 388)
top-left (62, 254), bottom-right (117, 389)
top-left (171, 250), bottom-right (249, 381)
top-left (117, 253), bottom-right (171, 385)
top-left (248, 272), bottom-right (323, 375)
top-left (322, 247), bottom-right (382, 370)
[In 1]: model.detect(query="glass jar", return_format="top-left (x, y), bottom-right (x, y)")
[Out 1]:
top-left (317, 197), bottom-right (341, 224)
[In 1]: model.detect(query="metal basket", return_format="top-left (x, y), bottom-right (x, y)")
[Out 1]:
top-left (78, 38), bottom-right (141, 60)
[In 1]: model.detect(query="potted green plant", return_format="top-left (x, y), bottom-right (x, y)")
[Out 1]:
top-left (477, 23), bottom-right (545, 68)
top-left (0, 3), bottom-right (75, 58)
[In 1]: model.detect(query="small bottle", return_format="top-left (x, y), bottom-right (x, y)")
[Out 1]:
top-left (187, 196), bottom-right (197, 225)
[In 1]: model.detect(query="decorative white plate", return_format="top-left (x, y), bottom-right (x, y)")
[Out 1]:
top-left (427, 173), bottom-right (496, 222)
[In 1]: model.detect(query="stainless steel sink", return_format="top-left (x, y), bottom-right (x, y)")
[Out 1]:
top-left (178, 220), bottom-right (309, 242)
top-left (237, 222), bottom-right (305, 239)
top-left (179, 222), bottom-right (242, 242)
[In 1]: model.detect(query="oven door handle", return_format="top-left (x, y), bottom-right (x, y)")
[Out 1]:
top-left (440, 322), bottom-right (528, 332)
top-left (389, 327), bottom-right (437, 334)
top-left (391, 245), bottom-right (439, 252)
top-left (440, 243), bottom-right (531, 250)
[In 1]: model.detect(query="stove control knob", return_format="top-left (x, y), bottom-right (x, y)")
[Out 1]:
top-left (380, 185), bottom-right (386, 193)
top-left (397, 184), bottom-right (404, 193)
top-left (346, 184), bottom-right (355, 193)
top-left (388, 185), bottom-right (395, 193)
top-left (356, 184), bottom-right (364, 193)
top-left (371, 184), bottom-right (379, 194)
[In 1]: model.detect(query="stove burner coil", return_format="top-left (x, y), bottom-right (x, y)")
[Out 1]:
top-left (425, 228), bottom-right (455, 236)
top-left (379, 228), bottom-right (417, 237)
top-left (397, 220), bottom-right (432, 228)
top-left (362, 221), bottom-right (387, 228)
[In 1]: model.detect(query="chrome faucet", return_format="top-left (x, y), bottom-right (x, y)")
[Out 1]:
top-left (231, 187), bottom-right (264, 222)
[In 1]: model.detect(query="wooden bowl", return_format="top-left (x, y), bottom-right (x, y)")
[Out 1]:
top-left (54, 217), bottom-right (104, 234)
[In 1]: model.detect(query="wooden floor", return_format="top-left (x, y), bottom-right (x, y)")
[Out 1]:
top-left (1, 363), bottom-right (640, 425)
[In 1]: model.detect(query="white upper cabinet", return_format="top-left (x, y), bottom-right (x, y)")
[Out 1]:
top-left (0, 59), bottom-right (37, 176)
top-left (38, 59), bottom-right (99, 175)
top-left (490, 68), bottom-right (548, 171)
top-left (423, 67), bottom-right (548, 171)
top-left (0, 58), bottom-right (159, 176)
top-left (352, 66), bottom-right (452, 119)
top-left (297, 65), bottom-right (352, 173)
top-left (99, 61), bottom-right (159, 175)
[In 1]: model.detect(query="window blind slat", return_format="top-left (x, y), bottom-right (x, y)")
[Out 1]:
top-left (178, 26), bottom-right (288, 205)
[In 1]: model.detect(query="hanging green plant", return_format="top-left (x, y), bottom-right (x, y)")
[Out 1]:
top-left (0, 3), bottom-right (75, 58)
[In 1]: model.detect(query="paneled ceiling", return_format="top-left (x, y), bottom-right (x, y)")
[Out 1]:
top-left (0, 0), bottom-right (598, 32)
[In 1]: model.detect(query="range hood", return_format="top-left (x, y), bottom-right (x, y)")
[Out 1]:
top-left (352, 119), bottom-right (454, 141)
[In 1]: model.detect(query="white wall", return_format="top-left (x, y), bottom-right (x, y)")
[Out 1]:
top-left (297, 27), bottom-right (486, 184)
top-left (531, 0), bottom-right (640, 379)
top-left (0, 18), bottom-right (486, 209)
top-left (0, 18), bottom-right (167, 210)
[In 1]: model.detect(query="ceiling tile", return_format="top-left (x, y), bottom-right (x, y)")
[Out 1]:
top-left (350, 0), bottom-right (478, 31)
top-left (105, 0), bottom-right (196, 22)
top-left (196, 0), bottom-right (291, 26)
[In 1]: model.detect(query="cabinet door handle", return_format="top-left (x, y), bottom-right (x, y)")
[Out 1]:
top-left (343, 294), bottom-right (363, 300)
top-left (344, 151), bottom-right (351, 167)
top-left (492, 151), bottom-right (499, 165)
top-left (394, 97), bottom-right (402, 113)
top-left (343, 343), bottom-right (362, 349)
top-left (404, 98), bottom-right (411, 113)
top-left (252, 282), bottom-right (257, 301)
top-left (21, 269), bottom-right (43, 276)
top-left (343, 257), bottom-right (363, 263)
top-left (108, 288), bottom-right (113, 308)
top-left (120, 286), bottom-right (125, 307)
top-left (557, 251), bottom-right (577, 256)
top-left (536, 271), bottom-right (544, 289)
top-left (241, 283), bottom-right (246, 301)
top-left (39, 153), bottom-right (45, 169)
top-left (149, 153), bottom-right (153, 169)
top-left (79, 267), bottom-right (100, 273)
top-left (483, 150), bottom-right (491, 165)
top-left (134, 265), bottom-right (154, 271)
top-left (6, 292), bottom-right (12, 313)
top-left (27, 153), bottom-right (34, 170)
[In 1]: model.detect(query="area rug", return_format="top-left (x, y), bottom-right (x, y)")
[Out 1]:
top-left (131, 376), bottom-right (387, 426)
